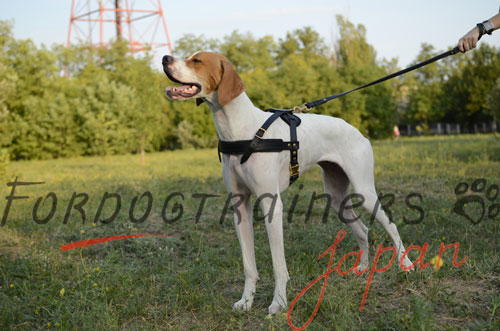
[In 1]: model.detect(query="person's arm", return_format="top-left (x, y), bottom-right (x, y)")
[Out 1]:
top-left (458, 12), bottom-right (500, 53)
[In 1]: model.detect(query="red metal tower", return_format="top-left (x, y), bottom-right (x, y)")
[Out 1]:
top-left (66, 0), bottom-right (173, 55)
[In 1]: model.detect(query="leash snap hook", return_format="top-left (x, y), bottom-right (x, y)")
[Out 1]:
top-left (292, 104), bottom-right (311, 113)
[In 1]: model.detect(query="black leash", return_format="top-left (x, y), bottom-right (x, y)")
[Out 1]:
top-left (293, 46), bottom-right (460, 112)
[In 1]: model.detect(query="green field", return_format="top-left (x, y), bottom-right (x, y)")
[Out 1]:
top-left (1, 134), bottom-right (499, 330)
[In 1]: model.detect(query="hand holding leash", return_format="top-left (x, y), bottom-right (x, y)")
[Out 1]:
top-left (458, 11), bottom-right (499, 53)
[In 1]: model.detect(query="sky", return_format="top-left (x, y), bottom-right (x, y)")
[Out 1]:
top-left (1, 0), bottom-right (499, 70)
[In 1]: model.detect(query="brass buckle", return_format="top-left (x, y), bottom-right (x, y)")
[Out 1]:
top-left (255, 127), bottom-right (266, 139)
top-left (289, 164), bottom-right (300, 177)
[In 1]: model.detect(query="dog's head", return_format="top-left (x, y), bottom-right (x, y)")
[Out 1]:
top-left (162, 51), bottom-right (245, 106)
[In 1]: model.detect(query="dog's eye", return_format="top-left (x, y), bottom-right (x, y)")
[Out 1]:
top-left (193, 58), bottom-right (202, 63)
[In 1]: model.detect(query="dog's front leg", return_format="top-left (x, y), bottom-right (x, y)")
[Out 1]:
top-left (232, 193), bottom-right (260, 311)
top-left (260, 193), bottom-right (289, 314)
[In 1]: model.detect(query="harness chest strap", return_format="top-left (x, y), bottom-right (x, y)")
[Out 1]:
top-left (218, 109), bottom-right (301, 185)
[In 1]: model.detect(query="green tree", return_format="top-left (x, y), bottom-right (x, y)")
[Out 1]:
top-left (1, 21), bottom-right (64, 159)
top-left (437, 44), bottom-right (500, 127)
top-left (486, 78), bottom-right (500, 126)
top-left (273, 53), bottom-right (320, 108)
top-left (404, 44), bottom-right (448, 131)
top-left (334, 15), bottom-right (397, 136)
top-left (460, 44), bottom-right (500, 124)
top-left (0, 49), bottom-right (17, 148)
top-left (102, 41), bottom-right (171, 161)
top-left (221, 31), bottom-right (277, 72)
top-left (0, 21), bottom-right (16, 174)
top-left (174, 34), bottom-right (220, 58)
top-left (277, 26), bottom-right (328, 63)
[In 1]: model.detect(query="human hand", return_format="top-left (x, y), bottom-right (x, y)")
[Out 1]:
top-left (458, 26), bottom-right (480, 53)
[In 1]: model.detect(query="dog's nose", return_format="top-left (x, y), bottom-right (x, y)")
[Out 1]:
top-left (162, 55), bottom-right (174, 65)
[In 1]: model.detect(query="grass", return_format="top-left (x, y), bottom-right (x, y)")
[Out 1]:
top-left (0, 134), bottom-right (499, 330)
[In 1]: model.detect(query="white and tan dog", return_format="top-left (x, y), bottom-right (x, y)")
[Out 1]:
top-left (162, 51), bottom-right (413, 314)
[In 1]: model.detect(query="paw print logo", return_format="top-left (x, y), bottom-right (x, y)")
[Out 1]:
top-left (453, 179), bottom-right (499, 224)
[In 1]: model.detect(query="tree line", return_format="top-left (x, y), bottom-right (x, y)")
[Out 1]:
top-left (1, 16), bottom-right (499, 164)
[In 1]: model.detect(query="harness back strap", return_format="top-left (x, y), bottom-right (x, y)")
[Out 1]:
top-left (218, 109), bottom-right (301, 185)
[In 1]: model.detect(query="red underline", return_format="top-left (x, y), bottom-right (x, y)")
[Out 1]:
top-left (60, 234), bottom-right (171, 251)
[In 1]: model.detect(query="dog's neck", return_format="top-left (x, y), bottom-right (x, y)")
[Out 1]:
top-left (202, 92), bottom-right (267, 141)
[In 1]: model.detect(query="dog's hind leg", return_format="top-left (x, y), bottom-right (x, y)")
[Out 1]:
top-left (320, 161), bottom-right (370, 272)
top-left (356, 186), bottom-right (413, 269)
top-left (341, 143), bottom-right (413, 270)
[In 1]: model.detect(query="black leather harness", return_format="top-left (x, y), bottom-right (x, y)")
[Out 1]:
top-left (218, 109), bottom-right (302, 185)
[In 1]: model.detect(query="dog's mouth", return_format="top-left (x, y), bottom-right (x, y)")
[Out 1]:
top-left (164, 70), bottom-right (201, 100)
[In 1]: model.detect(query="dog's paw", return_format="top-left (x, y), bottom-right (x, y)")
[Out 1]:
top-left (400, 256), bottom-right (414, 271)
top-left (268, 299), bottom-right (286, 315)
top-left (356, 261), bottom-right (369, 273)
top-left (452, 179), bottom-right (499, 224)
top-left (233, 298), bottom-right (253, 311)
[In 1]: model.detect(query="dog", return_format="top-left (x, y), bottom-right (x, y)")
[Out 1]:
top-left (162, 51), bottom-right (413, 314)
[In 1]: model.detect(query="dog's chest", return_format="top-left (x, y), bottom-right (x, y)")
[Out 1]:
top-left (225, 155), bottom-right (247, 179)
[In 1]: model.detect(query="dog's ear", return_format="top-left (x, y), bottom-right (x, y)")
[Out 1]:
top-left (218, 59), bottom-right (245, 106)
top-left (196, 98), bottom-right (205, 106)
